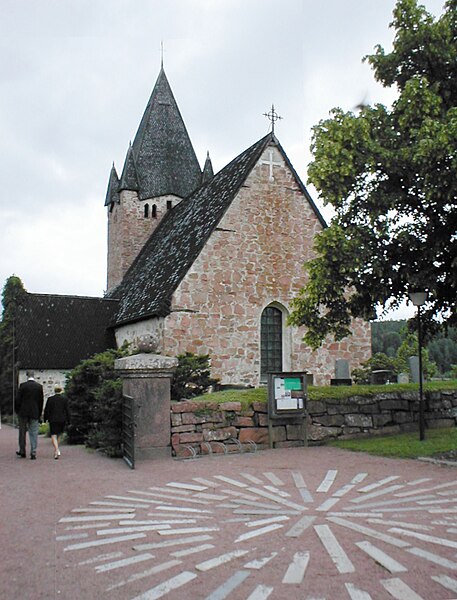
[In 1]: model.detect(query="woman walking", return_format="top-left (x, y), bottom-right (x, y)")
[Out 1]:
top-left (43, 387), bottom-right (71, 459)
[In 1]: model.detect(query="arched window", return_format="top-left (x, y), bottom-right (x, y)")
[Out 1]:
top-left (167, 200), bottom-right (173, 211)
top-left (260, 306), bottom-right (283, 382)
top-left (151, 204), bottom-right (157, 218)
top-left (144, 203), bottom-right (149, 218)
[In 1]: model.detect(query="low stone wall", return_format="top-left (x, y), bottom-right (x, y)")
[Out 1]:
top-left (170, 390), bottom-right (457, 457)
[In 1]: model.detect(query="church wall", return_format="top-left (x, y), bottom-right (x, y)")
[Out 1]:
top-left (161, 144), bottom-right (371, 386)
top-left (18, 369), bottom-right (69, 403)
top-left (107, 191), bottom-right (181, 292)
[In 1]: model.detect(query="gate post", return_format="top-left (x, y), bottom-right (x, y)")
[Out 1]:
top-left (115, 353), bottom-right (178, 460)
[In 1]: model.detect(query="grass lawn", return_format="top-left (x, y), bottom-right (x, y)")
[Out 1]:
top-left (329, 427), bottom-right (457, 459)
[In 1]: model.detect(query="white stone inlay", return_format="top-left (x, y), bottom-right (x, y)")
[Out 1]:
top-left (95, 552), bottom-right (154, 573)
top-left (317, 469), bottom-right (338, 493)
top-left (106, 560), bottom-right (182, 592)
top-left (134, 534), bottom-right (213, 551)
top-left (130, 570), bottom-right (197, 600)
top-left (56, 533), bottom-right (89, 541)
top-left (263, 472), bottom-right (284, 486)
top-left (389, 527), bottom-right (457, 549)
top-left (246, 515), bottom-right (289, 528)
top-left (316, 497), bottom-right (340, 512)
top-left (285, 515), bottom-right (316, 537)
top-left (406, 546), bottom-right (457, 570)
top-left (235, 523), bottom-right (284, 543)
top-left (367, 518), bottom-right (431, 531)
top-left (241, 473), bottom-right (264, 485)
top-left (345, 583), bottom-right (373, 600)
top-left (77, 551), bottom-right (123, 566)
top-left (380, 577), bottom-right (424, 600)
top-left (355, 541), bottom-right (407, 573)
top-left (171, 543), bottom-right (215, 557)
top-left (282, 551), bottom-right (310, 583)
top-left (244, 552), bottom-right (278, 569)
top-left (350, 485), bottom-right (405, 504)
top-left (327, 517), bottom-right (410, 548)
top-left (246, 584), bottom-right (274, 599)
top-left (64, 532), bottom-right (146, 551)
top-left (431, 574), bottom-right (457, 593)
top-left (97, 525), bottom-right (171, 535)
top-left (204, 570), bottom-right (250, 600)
top-left (196, 549), bottom-right (250, 571)
top-left (59, 514), bottom-right (135, 522)
top-left (214, 475), bottom-right (248, 488)
top-left (158, 526), bottom-right (219, 536)
top-left (395, 481), bottom-right (457, 497)
top-left (358, 476), bottom-right (400, 493)
top-left (314, 524), bottom-right (354, 573)
top-left (166, 481), bottom-right (207, 491)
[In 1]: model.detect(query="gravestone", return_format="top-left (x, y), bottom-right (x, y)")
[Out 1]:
top-left (408, 356), bottom-right (421, 384)
top-left (397, 372), bottom-right (409, 384)
top-left (331, 359), bottom-right (352, 386)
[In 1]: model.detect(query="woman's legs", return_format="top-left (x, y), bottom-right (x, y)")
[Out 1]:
top-left (51, 433), bottom-right (59, 458)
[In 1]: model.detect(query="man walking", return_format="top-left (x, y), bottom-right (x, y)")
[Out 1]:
top-left (16, 370), bottom-right (44, 460)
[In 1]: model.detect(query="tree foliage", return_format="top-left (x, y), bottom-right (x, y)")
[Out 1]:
top-left (171, 352), bottom-right (219, 400)
top-left (289, 0), bottom-right (457, 348)
top-left (0, 276), bottom-right (27, 415)
top-left (65, 348), bottom-right (128, 456)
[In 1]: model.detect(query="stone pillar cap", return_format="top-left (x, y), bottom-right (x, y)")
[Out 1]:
top-left (115, 353), bottom-right (178, 372)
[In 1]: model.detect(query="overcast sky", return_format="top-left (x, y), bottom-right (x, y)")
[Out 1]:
top-left (0, 0), bottom-right (445, 319)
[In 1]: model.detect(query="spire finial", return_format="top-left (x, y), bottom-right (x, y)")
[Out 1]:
top-left (161, 41), bottom-right (164, 69)
top-left (263, 104), bottom-right (282, 133)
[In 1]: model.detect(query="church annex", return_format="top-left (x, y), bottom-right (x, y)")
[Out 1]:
top-left (16, 67), bottom-right (371, 391)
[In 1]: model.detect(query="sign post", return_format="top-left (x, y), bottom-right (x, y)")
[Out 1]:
top-left (267, 372), bottom-right (307, 448)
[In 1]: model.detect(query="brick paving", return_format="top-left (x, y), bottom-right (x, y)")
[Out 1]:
top-left (2, 424), bottom-right (457, 600)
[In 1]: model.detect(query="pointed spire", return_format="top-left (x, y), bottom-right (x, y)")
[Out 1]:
top-left (119, 142), bottom-right (139, 192)
top-left (131, 67), bottom-right (202, 200)
top-left (104, 163), bottom-right (120, 206)
top-left (202, 151), bottom-right (214, 184)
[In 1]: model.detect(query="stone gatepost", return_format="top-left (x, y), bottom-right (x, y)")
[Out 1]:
top-left (115, 353), bottom-right (178, 460)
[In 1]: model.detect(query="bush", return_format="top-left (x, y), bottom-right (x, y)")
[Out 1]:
top-left (352, 353), bottom-right (398, 385)
top-left (171, 352), bottom-right (219, 400)
top-left (65, 348), bottom-right (128, 455)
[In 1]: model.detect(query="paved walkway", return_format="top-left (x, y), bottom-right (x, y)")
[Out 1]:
top-left (2, 424), bottom-right (457, 600)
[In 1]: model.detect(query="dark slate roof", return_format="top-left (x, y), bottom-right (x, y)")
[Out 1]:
top-left (128, 67), bottom-right (202, 200)
top-left (16, 294), bottom-right (119, 369)
top-left (109, 132), bottom-right (326, 326)
top-left (201, 151), bottom-right (214, 184)
top-left (119, 143), bottom-right (139, 192)
top-left (104, 164), bottom-right (120, 206)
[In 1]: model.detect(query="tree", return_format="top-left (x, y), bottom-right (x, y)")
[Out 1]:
top-left (0, 276), bottom-right (27, 415)
top-left (289, 0), bottom-right (457, 349)
top-left (171, 352), bottom-right (219, 401)
top-left (65, 348), bottom-right (127, 453)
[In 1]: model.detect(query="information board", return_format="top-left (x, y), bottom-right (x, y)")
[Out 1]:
top-left (267, 372), bottom-right (308, 448)
top-left (268, 372), bottom-right (307, 419)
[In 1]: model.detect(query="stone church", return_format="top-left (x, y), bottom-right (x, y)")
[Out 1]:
top-left (16, 67), bottom-right (371, 396)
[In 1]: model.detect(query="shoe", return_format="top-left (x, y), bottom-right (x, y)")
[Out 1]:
top-left (54, 453), bottom-right (59, 460)
top-left (30, 454), bottom-right (36, 460)
top-left (57, 450), bottom-right (61, 456)
top-left (16, 451), bottom-right (26, 458)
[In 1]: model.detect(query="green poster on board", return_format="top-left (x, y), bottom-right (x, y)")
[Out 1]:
top-left (284, 378), bottom-right (302, 391)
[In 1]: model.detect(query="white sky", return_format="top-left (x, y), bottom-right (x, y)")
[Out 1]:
top-left (0, 0), bottom-right (445, 319)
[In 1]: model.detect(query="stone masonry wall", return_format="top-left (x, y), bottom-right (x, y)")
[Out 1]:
top-left (162, 143), bottom-right (371, 386)
top-left (107, 191), bottom-right (181, 292)
top-left (170, 390), bottom-right (457, 457)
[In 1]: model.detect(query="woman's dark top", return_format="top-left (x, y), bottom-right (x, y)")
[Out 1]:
top-left (44, 394), bottom-right (71, 424)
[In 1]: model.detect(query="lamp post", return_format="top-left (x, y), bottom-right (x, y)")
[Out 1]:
top-left (408, 291), bottom-right (428, 441)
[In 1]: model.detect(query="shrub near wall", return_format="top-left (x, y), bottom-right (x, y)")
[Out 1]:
top-left (170, 390), bottom-right (457, 457)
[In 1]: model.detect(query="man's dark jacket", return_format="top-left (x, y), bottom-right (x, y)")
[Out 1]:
top-left (16, 380), bottom-right (44, 420)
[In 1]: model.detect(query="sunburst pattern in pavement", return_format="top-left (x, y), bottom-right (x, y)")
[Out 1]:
top-left (57, 466), bottom-right (457, 599)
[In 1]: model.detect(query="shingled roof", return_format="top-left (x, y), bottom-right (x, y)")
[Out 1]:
top-left (109, 132), bottom-right (326, 326)
top-left (16, 294), bottom-right (119, 369)
top-left (126, 67), bottom-right (202, 200)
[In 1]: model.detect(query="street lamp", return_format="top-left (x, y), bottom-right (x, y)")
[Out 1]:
top-left (408, 290), bottom-right (429, 441)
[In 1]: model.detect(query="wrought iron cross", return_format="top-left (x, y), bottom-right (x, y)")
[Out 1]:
top-left (263, 104), bottom-right (282, 133)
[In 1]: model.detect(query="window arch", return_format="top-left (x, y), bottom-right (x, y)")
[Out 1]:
top-left (151, 204), bottom-right (157, 218)
top-left (144, 203), bottom-right (149, 218)
top-left (260, 305), bottom-right (283, 382)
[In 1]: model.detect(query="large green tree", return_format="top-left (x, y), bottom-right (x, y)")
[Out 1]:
top-left (0, 276), bottom-right (27, 415)
top-left (289, 0), bottom-right (456, 348)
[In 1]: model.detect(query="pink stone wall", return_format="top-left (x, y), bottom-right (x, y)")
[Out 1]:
top-left (107, 192), bottom-right (181, 292)
top-left (161, 144), bottom-right (371, 385)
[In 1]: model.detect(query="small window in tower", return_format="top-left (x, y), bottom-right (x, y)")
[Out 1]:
top-left (167, 200), bottom-right (173, 211)
top-left (144, 203), bottom-right (149, 218)
top-left (151, 204), bottom-right (157, 218)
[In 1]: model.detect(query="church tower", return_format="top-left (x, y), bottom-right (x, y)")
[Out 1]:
top-left (105, 67), bottom-right (204, 293)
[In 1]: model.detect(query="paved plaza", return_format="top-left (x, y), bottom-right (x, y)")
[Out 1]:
top-left (2, 424), bottom-right (457, 600)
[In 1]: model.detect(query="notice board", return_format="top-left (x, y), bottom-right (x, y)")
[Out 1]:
top-left (267, 372), bottom-right (307, 448)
